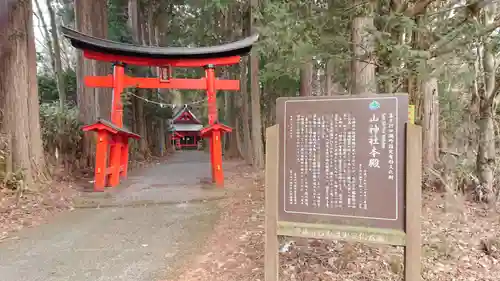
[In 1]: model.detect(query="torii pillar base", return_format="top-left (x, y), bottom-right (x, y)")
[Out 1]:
top-left (201, 123), bottom-right (232, 187)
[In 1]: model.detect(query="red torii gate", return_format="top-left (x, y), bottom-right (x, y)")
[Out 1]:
top-left (61, 26), bottom-right (258, 191)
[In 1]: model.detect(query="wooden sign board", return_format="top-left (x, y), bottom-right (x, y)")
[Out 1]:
top-left (265, 94), bottom-right (422, 281)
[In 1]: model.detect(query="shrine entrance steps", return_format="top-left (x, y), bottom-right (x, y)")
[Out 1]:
top-left (0, 150), bottom-right (239, 281)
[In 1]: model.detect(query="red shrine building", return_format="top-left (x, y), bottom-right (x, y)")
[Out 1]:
top-left (169, 105), bottom-right (203, 150)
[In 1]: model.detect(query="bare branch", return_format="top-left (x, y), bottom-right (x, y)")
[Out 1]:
top-left (391, 0), bottom-right (407, 13)
top-left (430, 17), bottom-right (500, 58)
top-left (33, 0), bottom-right (55, 71)
top-left (404, 0), bottom-right (438, 17)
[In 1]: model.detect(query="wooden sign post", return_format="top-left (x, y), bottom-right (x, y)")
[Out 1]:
top-left (408, 104), bottom-right (415, 124)
top-left (265, 94), bottom-right (422, 281)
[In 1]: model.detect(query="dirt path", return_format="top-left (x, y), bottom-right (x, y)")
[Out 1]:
top-left (0, 151), bottom-right (239, 281)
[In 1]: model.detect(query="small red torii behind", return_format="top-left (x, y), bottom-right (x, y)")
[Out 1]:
top-left (61, 26), bottom-right (258, 191)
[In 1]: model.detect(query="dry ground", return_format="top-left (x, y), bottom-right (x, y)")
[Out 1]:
top-left (0, 155), bottom-right (169, 242)
top-left (0, 181), bottom-right (77, 241)
top-left (171, 170), bottom-right (500, 281)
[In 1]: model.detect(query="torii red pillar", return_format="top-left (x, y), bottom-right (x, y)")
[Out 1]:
top-left (111, 63), bottom-right (125, 127)
top-left (205, 64), bottom-right (217, 181)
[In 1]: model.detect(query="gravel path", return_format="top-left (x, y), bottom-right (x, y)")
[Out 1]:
top-left (0, 151), bottom-right (231, 281)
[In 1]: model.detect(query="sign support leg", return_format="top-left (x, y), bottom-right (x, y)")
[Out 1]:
top-left (404, 123), bottom-right (422, 281)
top-left (265, 125), bottom-right (279, 281)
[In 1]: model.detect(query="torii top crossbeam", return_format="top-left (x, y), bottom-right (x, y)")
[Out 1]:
top-left (62, 26), bottom-right (258, 189)
top-left (61, 26), bottom-right (258, 67)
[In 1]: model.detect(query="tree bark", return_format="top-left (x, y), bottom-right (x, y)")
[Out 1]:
top-left (27, 0), bottom-right (46, 178)
top-left (134, 91), bottom-right (148, 157)
top-left (249, 0), bottom-right (264, 169)
top-left (324, 58), bottom-right (342, 95)
top-left (300, 60), bottom-right (313, 96)
top-left (146, 0), bottom-right (158, 76)
top-left (475, 3), bottom-right (498, 203)
top-left (223, 4), bottom-right (240, 158)
top-left (146, 116), bottom-right (154, 155)
top-left (467, 50), bottom-right (481, 152)
top-left (421, 77), bottom-right (439, 167)
top-left (225, 88), bottom-right (240, 158)
top-left (128, 0), bottom-right (149, 156)
top-left (0, 0), bottom-right (45, 187)
top-left (46, 0), bottom-right (66, 107)
top-left (158, 118), bottom-right (165, 156)
top-left (155, 2), bottom-right (174, 103)
top-left (239, 2), bottom-right (253, 165)
top-left (240, 57), bottom-right (253, 165)
top-left (408, 12), bottom-right (439, 169)
top-left (350, 2), bottom-right (377, 95)
top-left (75, 0), bottom-right (110, 167)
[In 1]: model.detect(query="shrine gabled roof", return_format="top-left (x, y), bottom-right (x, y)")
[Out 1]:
top-left (60, 26), bottom-right (259, 60)
top-left (171, 104), bottom-right (201, 124)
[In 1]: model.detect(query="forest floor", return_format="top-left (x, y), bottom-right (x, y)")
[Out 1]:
top-left (0, 180), bottom-right (77, 241)
top-left (2, 152), bottom-right (500, 281)
top-left (170, 170), bottom-right (500, 281)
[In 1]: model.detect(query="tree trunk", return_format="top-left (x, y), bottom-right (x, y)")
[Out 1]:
top-left (240, 57), bottom-right (253, 165)
top-left (46, 0), bottom-right (66, 107)
top-left (350, 3), bottom-right (377, 95)
top-left (27, 0), bottom-right (46, 178)
top-left (158, 118), bottom-right (165, 156)
top-left (476, 102), bottom-right (495, 202)
top-left (97, 11), bottom-right (112, 120)
top-left (128, 0), bottom-right (149, 156)
top-left (135, 90), bottom-right (148, 157)
top-left (467, 53), bottom-right (481, 152)
top-left (249, 0), bottom-right (264, 169)
top-left (0, 0), bottom-right (46, 187)
top-left (128, 0), bottom-right (140, 43)
top-left (225, 90), bottom-right (240, 158)
top-left (222, 4), bottom-right (240, 158)
top-left (75, 0), bottom-right (109, 167)
top-left (300, 60), bottom-right (313, 96)
top-left (240, 3), bottom-right (253, 165)
top-left (36, 0), bottom-right (60, 169)
top-left (155, 2), bottom-right (174, 102)
top-left (235, 116), bottom-right (244, 157)
top-left (146, 0), bottom-right (158, 76)
top-left (408, 12), bottom-right (439, 169)
top-left (324, 58), bottom-right (342, 95)
top-left (475, 4), bottom-right (498, 202)
top-left (146, 116), bottom-right (155, 156)
top-left (421, 77), bottom-right (439, 168)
